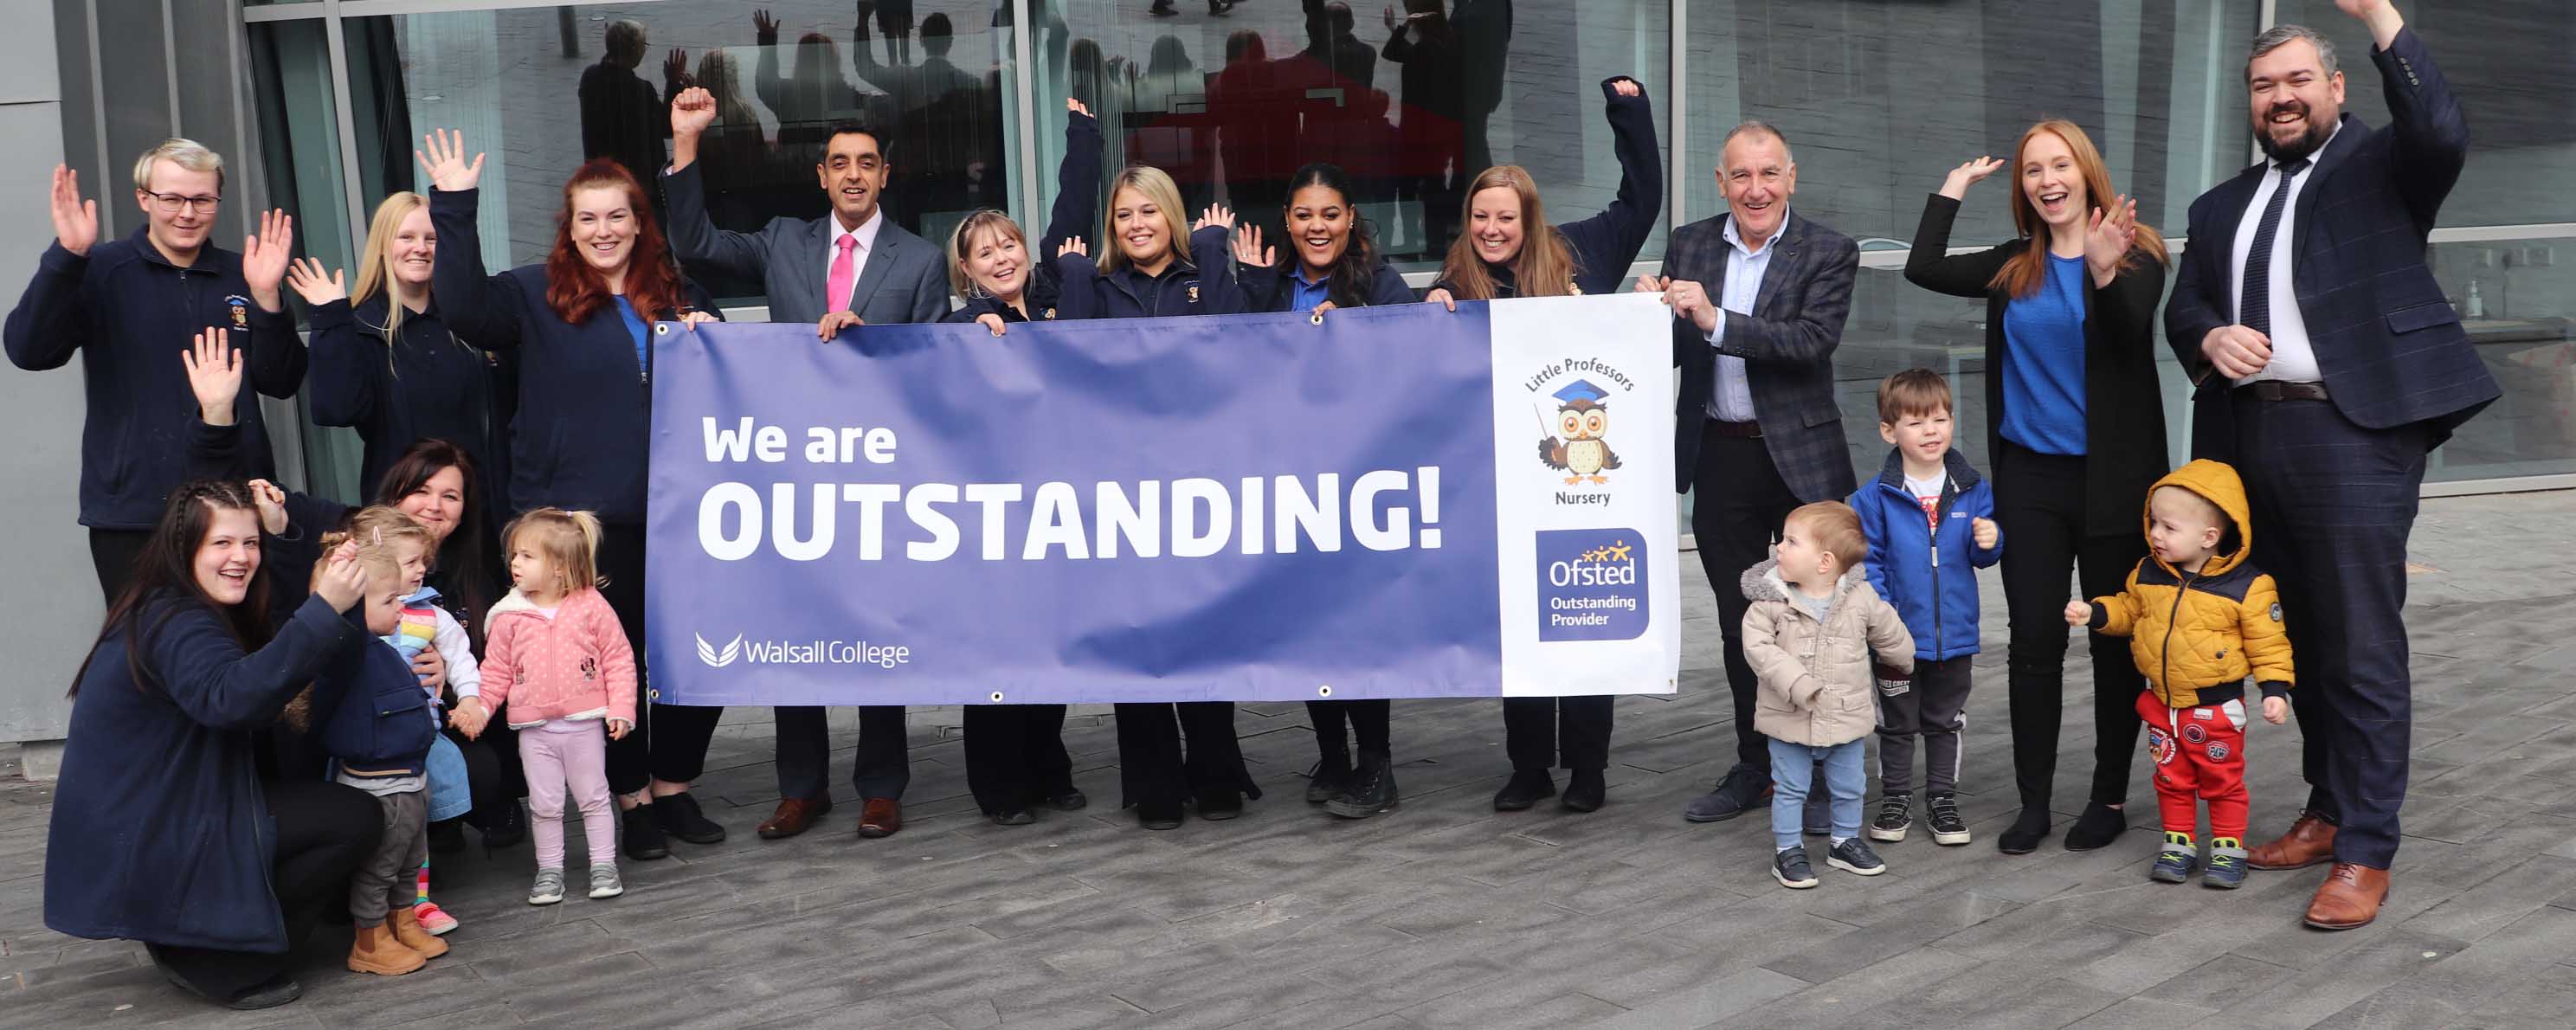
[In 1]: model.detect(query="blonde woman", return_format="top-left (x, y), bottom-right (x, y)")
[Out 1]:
top-left (1050, 164), bottom-right (1248, 320)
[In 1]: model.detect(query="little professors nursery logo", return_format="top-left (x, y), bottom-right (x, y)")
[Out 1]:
top-left (1528, 357), bottom-right (1637, 507)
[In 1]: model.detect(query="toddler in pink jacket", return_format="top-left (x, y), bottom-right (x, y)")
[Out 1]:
top-left (458, 508), bottom-right (635, 906)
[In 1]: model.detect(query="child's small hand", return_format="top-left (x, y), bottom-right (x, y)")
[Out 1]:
top-left (2262, 696), bottom-right (2289, 725)
top-left (2064, 600), bottom-right (2092, 626)
top-left (411, 646), bottom-right (448, 690)
top-left (1972, 517), bottom-right (1999, 550)
top-left (451, 697), bottom-right (488, 739)
top-left (607, 718), bottom-right (633, 741)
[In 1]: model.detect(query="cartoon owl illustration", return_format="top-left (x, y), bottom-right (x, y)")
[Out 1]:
top-left (1539, 379), bottom-right (1620, 485)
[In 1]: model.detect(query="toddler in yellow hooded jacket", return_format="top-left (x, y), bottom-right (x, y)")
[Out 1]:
top-left (2063, 459), bottom-right (2293, 889)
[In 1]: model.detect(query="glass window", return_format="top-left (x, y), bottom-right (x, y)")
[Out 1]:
top-left (1031, 0), bottom-right (1671, 271)
top-left (248, 17), bottom-right (364, 502)
top-left (338, 3), bottom-right (1025, 304)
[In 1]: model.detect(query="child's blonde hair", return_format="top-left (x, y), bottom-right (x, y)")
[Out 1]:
top-left (310, 529), bottom-right (407, 588)
top-left (1788, 500), bottom-right (1869, 573)
top-left (343, 506), bottom-right (437, 570)
top-left (503, 507), bottom-right (606, 595)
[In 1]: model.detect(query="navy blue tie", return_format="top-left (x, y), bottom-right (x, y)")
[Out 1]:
top-left (2238, 158), bottom-right (2310, 335)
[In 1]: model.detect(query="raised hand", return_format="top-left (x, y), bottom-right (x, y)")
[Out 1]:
top-left (247, 480), bottom-right (288, 536)
top-left (664, 48), bottom-right (691, 88)
top-left (1057, 236), bottom-right (1089, 261)
top-left (49, 164), bottom-right (98, 257)
top-left (184, 327), bottom-right (243, 424)
top-left (414, 129), bottom-right (486, 193)
top-left (2201, 325), bottom-right (2273, 380)
top-left (1193, 203), bottom-right (1236, 234)
top-left (318, 540), bottom-right (370, 613)
top-left (284, 257), bottom-right (346, 307)
top-left (673, 87), bottom-right (718, 138)
top-left (2083, 194), bottom-right (2138, 285)
top-left (1066, 96), bottom-right (1092, 119)
top-left (1232, 224), bottom-right (1274, 268)
top-left (753, 8), bottom-right (779, 45)
top-left (1608, 77), bottom-right (1642, 98)
top-left (1939, 156), bottom-right (2003, 200)
top-left (242, 209), bottom-right (294, 309)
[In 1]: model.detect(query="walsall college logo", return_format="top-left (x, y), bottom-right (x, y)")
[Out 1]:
top-left (696, 632), bottom-right (743, 667)
top-left (1536, 528), bottom-right (1649, 641)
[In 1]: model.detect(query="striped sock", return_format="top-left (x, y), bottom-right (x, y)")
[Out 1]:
top-left (416, 860), bottom-right (431, 905)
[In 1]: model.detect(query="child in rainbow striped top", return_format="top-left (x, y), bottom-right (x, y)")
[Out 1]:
top-left (346, 508), bottom-right (482, 936)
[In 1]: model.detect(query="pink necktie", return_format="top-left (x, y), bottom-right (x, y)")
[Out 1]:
top-left (827, 234), bottom-right (860, 313)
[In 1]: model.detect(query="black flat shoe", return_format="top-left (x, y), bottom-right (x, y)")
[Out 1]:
top-left (1137, 800), bottom-right (1184, 830)
top-left (990, 809), bottom-right (1036, 827)
top-left (652, 791), bottom-right (729, 845)
top-left (1044, 789), bottom-right (1088, 811)
top-left (1997, 807), bottom-right (2050, 855)
top-left (621, 805), bottom-right (671, 860)
top-left (1561, 769), bottom-right (1607, 813)
top-left (2064, 801), bottom-right (2129, 851)
top-left (1195, 789), bottom-right (1245, 821)
top-left (1493, 768), bottom-right (1555, 811)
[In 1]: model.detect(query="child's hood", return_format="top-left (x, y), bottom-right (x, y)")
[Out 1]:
top-left (486, 589), bottom-right (551, 628)
top-left (2145, 459), bottom-right (2254, 578)
top-left (1738, 557), bottom-right (1869, 618)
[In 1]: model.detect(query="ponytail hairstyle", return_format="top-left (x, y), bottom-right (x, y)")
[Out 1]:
top-left (1990, 119), bottom-right (2168, 299)
top-left (945, 209), bottom-right (1030, 300)
top-left (503, 507), bottom-right (607, 597)
top-left (69, 480), bottom-right (272, 697)
top-left (348, 191), bottom-right (452, 356)
top-left (1282, 162), bottom-right (1384, 310)
top-left (1098, 165), bottom-right (1193, 275)
top-left (1437, 164), bottom-right (1579, 300)
top-left (544, 159), bottom-right (690, 325)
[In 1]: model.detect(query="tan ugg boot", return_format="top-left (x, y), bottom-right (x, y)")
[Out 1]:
top-left (347, 924), bottom-right (426, 975)
top-left (389, 907), bottom-right (449, 959)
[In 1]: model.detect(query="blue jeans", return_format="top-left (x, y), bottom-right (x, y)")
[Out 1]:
top-left (1769, 737), bottom-right (1865, 850)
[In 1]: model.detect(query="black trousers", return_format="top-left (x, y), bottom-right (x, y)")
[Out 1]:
top-left (1503, 696), bottom-right (1613, 771)
top-left (1993, 441), bottom-right (2148, 812)
top-left (443, 723), bottom-right (527, 828)
top-left (1877, 654), bottom-right (1975, 795)
top-left (775, 705), bottom-right (911, 801)
top-left (147, 779), bottom-right (381, 1001)
top-left (1306, 698), bottom-right (1392, 758)
top-left (1114, 702), bottom-right (1255, 807)
top-left (594, 524), bottom-right (724, 795)
top-left (2232, 394), bottom-right (2425, 868)
top-left (962, 704), bottom-right (1074, 814)
top-left (1690, 427), bottom-right (1804, 773)
top-left (88, 527), bottom-right (153, 604)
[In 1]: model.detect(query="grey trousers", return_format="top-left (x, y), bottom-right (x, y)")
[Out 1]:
top-left (1876, 655), bottom-right (1974, 795)
top-left (348, 789), bottom-right (428, 927)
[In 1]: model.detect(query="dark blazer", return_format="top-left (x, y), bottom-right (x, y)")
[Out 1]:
top-left (304, 296), bottom-right (510, 514)
top-left (47, 593), bottom-right (365, 952)
top-left (5, 230), bottom-right (304, 529)
top-left (1905, 193), bottom-right (2169, 537)
top-left (428, 187), bottom-right (718, 524)
top-left (1665, 210), bottom-right (1861, 503)
top-left (2165, 26), bottom-right (2496, 457)
top-left (663, 163), bottom-right (949, 326)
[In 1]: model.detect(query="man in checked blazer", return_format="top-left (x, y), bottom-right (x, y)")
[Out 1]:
top-left (661, 87), bottom-right (950, 843)
top-left (1645, 120), bottom-right (1864, 827)
top-left (2165, 0), bottom-right (2494, 931)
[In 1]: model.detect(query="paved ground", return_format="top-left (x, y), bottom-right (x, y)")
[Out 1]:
top-left (4, 488), bottom-right (2574, 1029)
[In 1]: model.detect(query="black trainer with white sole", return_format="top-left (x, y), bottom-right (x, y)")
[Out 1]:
top-left (1869, 792), bottom-right (1913, 842)
top-left (1772, 847), bottom-right (1819, 889)
top-left (1925, 792), bottom-right (1971, 846)
top-left (1826, 836), bottom-right (1888, 876)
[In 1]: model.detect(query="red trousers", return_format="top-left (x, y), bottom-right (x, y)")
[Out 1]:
top-left (2136, 691), bottom-right (2250, 840)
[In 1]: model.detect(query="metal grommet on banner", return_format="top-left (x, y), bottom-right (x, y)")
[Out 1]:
top-left (1317, 685), bottom-right (1333, 698)
top-left (989, 691), bottom-right (1006, 703)
top-left (1309, 311), bottom-right (1325, 326)
top-left (654, 323), bottom-right (671, 336)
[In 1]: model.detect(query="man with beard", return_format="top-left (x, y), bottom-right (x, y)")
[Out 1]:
top-left (2164, 0), bottom-right (2495, 931)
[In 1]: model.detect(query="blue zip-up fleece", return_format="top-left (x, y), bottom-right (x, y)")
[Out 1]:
top-left (429, 187), bottom-right (717, 523)
top-left (6, 229), bottom-right (304, 529)
top-left (1850, 447), bottom-right (2002, 661)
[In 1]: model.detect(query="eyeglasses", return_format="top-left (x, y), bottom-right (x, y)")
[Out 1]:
top-left (140, 190), bottom-right (221, 214)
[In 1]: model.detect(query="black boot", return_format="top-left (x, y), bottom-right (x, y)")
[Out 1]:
top-left (480, 799), bottom-right (526, 851)
top-left (1306, 749), bottom-right (1352, 805)
top-left (621, 804), bottom-right (671, 860)
top-left (1492, 767), bottom-right (1555, 811)
top-left (1195, 787), bottom-right (1245, 821)
top-left (1562, 768), bottom-right (1607, 813)
top-left (1326, 750), bottom-right (1399, 819)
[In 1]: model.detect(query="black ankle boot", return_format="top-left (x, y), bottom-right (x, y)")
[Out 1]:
top-left (1306, 749), bottom-right (1352, 805)
top-left (1326, 750), bottom-right (1399, 819)
top-left (1493, 767), bottom-right (1555, 811)
top-left (1561, 768), bottom-right (1607, 813)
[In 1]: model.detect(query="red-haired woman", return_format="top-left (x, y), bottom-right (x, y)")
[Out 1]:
top-left (1902, 119), bottom-right (2169, 856)
top-left (420, 129), bottom-right (724, 863)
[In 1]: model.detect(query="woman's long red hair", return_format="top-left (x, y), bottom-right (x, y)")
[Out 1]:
top-left (1990, 119), bottom-right (2167, 299)
top-left (544, 158), bottom-right (689, 325)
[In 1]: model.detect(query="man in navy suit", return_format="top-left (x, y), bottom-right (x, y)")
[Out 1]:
top-left (663, 87), bottom-right (950, 843)
top-left (2165, 0), bottom-right (2496, 930)
top-left (1646, 121), bottom-right (1864, 827)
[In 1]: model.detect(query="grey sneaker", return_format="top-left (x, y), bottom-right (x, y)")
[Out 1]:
top-left (528, 867), bottom-right (566, 905)
top-left (1869, 792), bottom-right (1913, 842)
top-left (1826, 836), bottom-right (1888, 876)
top-left (1772, 847), bottom-right (1819, 889)
top-left (588, 864), bottom-right (625, 900)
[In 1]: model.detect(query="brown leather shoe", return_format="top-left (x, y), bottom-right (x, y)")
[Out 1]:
top-left (2303, 863), bottom-right (2391, 930)
top-left (2246, 810), bottom-right (2337, 870)
top-left (757, 795), bottom-right (832, 840)
top-left (857, 797), bottom-right (902, 839)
